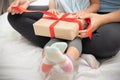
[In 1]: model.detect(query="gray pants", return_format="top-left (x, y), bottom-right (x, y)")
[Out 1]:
top-left (44, 37), bottom-right (82, 53)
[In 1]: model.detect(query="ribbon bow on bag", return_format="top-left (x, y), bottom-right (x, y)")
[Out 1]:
top-left (12, 6), bottom-right (92, 39)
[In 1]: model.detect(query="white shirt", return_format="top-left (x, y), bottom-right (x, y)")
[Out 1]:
top-left (55, 0), bottom-right (90, 13)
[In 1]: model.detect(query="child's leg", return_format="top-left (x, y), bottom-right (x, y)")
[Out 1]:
top-left (41, 39), bottom-right (66, 73)
top-left (58, 38), bottom-right (82, 72)
top-left (66, 38), bottom-right (82, 61)
top-left (44, 45), bottom-right (73, 73)
top-left (42, 39), bottom-right (65, 57)
top-left (67, 38), bottom-right (100, 69)
top-left (47, 38), bottom-right (82, 72)
top-left (66, 46), bottom-right (81, 61)
top-left (42, 38), bottom-right (82, 73)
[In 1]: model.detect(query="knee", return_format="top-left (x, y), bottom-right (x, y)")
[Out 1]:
top-left (7, 13), bottom-right (19, 23)
top-left (7, 13), bottom-right (15, 26)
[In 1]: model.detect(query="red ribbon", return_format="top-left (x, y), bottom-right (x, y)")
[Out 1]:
top-left (85, 18), bottom-right (92, 39)
top-left (12, 6), bottom-right (92, 39)
top-left (43, 14), bottom-right (82, 38)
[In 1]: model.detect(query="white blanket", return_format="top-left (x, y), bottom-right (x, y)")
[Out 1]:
top-left (0, 0), bottom-right (120, 80)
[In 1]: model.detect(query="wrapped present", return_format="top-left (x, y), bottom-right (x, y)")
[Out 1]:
top-left (33, 13), bottom-right (87, 40)
top-left (11, 7), bottom-right (92, 40)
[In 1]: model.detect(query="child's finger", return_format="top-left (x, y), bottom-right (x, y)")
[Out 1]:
top-left (56, 10), bottom-right (60, 15)
top-left (78, 34), bottom-right (88, 38)
top-left (72, 12), bottom-right (77, 15)
top-left (78, 30), bottom-right (87, 33)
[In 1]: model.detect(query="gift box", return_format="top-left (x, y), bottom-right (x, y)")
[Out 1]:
top-left (33, 13), bottom-right (87, 40)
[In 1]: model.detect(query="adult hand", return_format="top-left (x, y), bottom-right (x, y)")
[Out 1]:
top-left (72, 11), bottom-right (89, 18)
top-left (78, 13), bottom-right (105, 38)
top-left (7, 0), bottom-right (31, 15)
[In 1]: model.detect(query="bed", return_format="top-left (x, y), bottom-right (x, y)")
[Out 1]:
top-left (0, 0), bottom-right (120, 80)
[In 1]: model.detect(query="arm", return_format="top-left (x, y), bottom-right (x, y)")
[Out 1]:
top-left (100, 9), bottom-right (120, 24)
top-left (49, 0), bottom-right (56, 9)
top-left (92, 9), bottom-right (120, 32)
top-left (78, 9), bottom-right (120, 38)
top-left (28, 0), bottom-right (37, 3)
top-left (48, 0), bottom-right (60, 14)
top-left (72, 0), bottom-right (100, 18)
top-left (83, 0), bottom-right (100, 13)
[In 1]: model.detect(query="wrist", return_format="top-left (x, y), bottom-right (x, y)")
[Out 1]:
top-left (100, 14), bottom-right (113, 25)
top-left (49, 6), bottom-right (56, 9)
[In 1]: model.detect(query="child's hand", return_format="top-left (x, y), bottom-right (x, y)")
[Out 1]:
top-left (78, 29), bottom-right (88, 38)
top-left (47, 9), bottom-right (60, 15)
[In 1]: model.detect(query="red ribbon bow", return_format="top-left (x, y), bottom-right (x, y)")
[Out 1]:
top-left (42, 13), bottom-right (83, 38)
top-left (12, 6), bottom-right (92, 39)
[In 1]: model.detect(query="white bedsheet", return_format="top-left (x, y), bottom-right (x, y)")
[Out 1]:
top-left (0, 0), bottom-right (120, 80)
